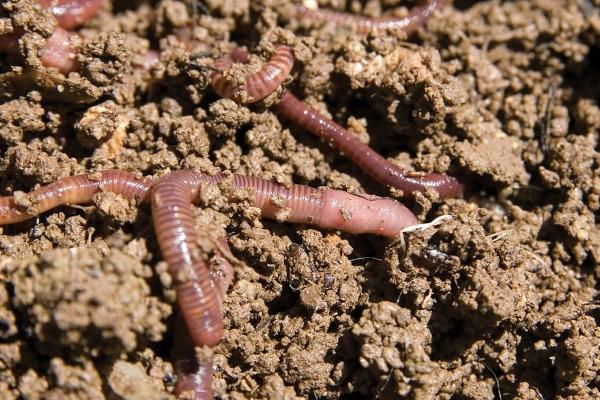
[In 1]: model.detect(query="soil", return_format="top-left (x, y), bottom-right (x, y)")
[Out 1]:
top-left (0, 0), bottom-right (599, 399)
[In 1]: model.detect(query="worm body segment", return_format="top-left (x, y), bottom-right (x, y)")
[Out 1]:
top-left (39, 27), bottom-right (79, 74)
top-left (0, 27), bottom-right (79, 75)
top-left (230, 173), bottom-right (418, 236)
top-left (277, 91), bottom-right (464, 198)
top-left (211, 45), bottom-right (294, 104)
top-left (173, 315), bottom-right (215, 400)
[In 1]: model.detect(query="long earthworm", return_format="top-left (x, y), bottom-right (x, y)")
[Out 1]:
top-left (209, 47), bottom-right (463, 198)
top-left (0, 170), bottom-right (417, 310)
top-left (277, 91), bottom-right (465, 198)
top-left (150, 170), bottom-right (417, 347)
top-left (210, 45), bottom-right (294, 104)
top-left (0, 0), bottom-right (102, 74)
top-left (0, 169), bottom-right (417, 397)
top-left (173, 238), bottom-right (234, 400)
top-left (295, 0), bottom-right (448, 34)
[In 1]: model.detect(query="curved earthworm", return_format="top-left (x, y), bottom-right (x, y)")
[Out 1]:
top-left (277, 91), bottom-right (464, 198)
top-left (151, 169), bottom-right (417, 345)
top-left (210, 45), bottom-right (294, 103)
top-left (38, 0), bottom-right (104, 30)
top-left (0, 170), bottom-right (151, 225)
top-left (0, 0), bottom-right (102, 74)
top-left (0, 169), bottom-right (418, 396)
top-left (0, 27), bottom-right (79, 75)
top-left (151, 171), bottom-right (226, 347)
top-left (295, 0), bottom-right (447, 35)
top-left (209, 47), bottom-right (463, 198)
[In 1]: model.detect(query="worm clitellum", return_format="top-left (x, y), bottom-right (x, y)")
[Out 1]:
top-left (295, 0), bottom-right (447, 34)
top-left (211, 45), bottom-right (295, 104)
top-left (277, 91), bottom-right (464, 198)
top-left (0, 0), bottom-right (102, 74)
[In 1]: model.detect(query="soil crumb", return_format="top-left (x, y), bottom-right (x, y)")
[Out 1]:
top-left (1, 0), bottom-right (599, 399)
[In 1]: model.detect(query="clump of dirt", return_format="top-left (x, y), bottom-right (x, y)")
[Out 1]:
top-left (0, 0), bottom-right (599, 399)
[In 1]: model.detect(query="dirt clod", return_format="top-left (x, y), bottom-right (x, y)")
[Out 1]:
top-left (1, 0), bottom-right (599, 398)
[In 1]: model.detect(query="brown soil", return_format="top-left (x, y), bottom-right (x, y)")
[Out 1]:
top-left (1, 0), bottom-right (599, 399)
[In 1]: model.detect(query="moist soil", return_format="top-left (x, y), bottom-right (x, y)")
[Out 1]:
top-left (1, 0), bottom-right (599, 399)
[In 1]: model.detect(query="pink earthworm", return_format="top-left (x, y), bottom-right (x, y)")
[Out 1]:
top-left (0, 169), bottom-right (418, 398)
top-left (277, 91), bottom-right (464, 198)
top-left (295, 0), bottom-right (448, 34)
top-left (173, 239), bottom-right (234, 400)
top-left (0, 0), bottom-right (102, 74)
top-left (151, 171), bottom-right (226, 347)
top-left (0, 27), bottom-right (79, 74)
top-left (0, 170), bottom-right (151, 225)
top-left (209, 47), bottom-right (463, 198)
top-left (151, 169), bottom-right (417, 347)
top-left (38, 0), bottom-right (104, 30)
top-left (210, 45), bottom-right (294, 103)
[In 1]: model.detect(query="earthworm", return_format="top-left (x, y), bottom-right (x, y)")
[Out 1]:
top-left (38, 0), bottom-right (104, 30)
top-left (0, 27), bottom-right (79, 74)
top-left (209, 47), bottom-right (463, 198)
top-left (0, 0), bottom-right (102, 74)
top-left (173, 239), bottom-right (234, 400)
top-left (0, 169), bottom-right (418, 397)
top-left (151, 171), bottom-right (225, 347)
top-left (276, 91), bottom-right (464, 198)
top-left (172, 315), bottom-right (215, 400)
top-left (0, 170), bottom-right (151, 225)
top-left (151, 169), bottom-right (417, 345)
top-left (38, 27), bottom-right (80, 73)
top-left (295, 0), bottom-right (447, 34)
top-left (226, 173), bottom-right (418, 236)
top-left (210, 45), bottom-right (294, 103)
